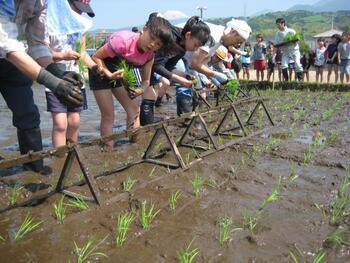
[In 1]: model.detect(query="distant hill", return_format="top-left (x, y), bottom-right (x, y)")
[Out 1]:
top-left (206, 10), bottom-right (350, 38)
top-left (289, 0), bottom-right (350, 12)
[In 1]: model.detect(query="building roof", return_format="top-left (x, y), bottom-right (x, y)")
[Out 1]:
top-left (313, 29), bottom-right (343, 38)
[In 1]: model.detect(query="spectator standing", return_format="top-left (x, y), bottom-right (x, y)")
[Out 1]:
top-left (241, 42), bottom-right (251, 80)
top-left (338, 31), bottom-right (350, 84)
top-left (275, 18), bottom-right (303, 81)
top-left (266, 41), bottom-right (276, 81)
top-left (253, 33), bottom-right (266, 81)
top-left (326, 34), bottom-right (341, 83)
top-left (314, 37), bottom-right (327, 83)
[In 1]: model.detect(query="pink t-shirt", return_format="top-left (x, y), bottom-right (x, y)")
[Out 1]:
top-left (103, 31), bottom-right (154, 66)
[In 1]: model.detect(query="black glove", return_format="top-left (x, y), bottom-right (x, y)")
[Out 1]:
top-left (46, 63), bottom-right (83, 88)
top-left (37, 68), bottom-right (84, 107)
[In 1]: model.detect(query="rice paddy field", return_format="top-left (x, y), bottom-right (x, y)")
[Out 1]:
top-left (0, 85), bottom-right (349, 262)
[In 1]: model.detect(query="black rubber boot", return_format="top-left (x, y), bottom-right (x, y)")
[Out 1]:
top-left (154, 96), bottom-right (163, 107)
top-left (282, 68), bottom-right (289, 81)
top-left (296, 72), bottom-right (303, 81)
top-left (140, 99), bottom-right (155, 126)
top-left (17, 128), bottom-right (51, 174)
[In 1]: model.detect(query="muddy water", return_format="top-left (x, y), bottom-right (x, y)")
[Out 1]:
top-left (0, 89), bottom-right (350, 262)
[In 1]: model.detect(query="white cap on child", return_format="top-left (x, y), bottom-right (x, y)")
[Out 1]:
top-left (224, 19), bottom-right (252, 40)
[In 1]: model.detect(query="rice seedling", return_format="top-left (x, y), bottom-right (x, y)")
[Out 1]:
top-left (177, 239), bottom-right (199, 263)
top-left (326, 131), bottom-right (338, 146)
top-left (229, 165), bottom-right (236, 176)
top-left (8, 184), bottom-right (23, 206)
top-left (111, 59), bottom-right (137, 88)
top-left (322, 108), bottom-right (334, 121)
top-left (14, 213), bottom-right (43, 240)
top-left (148, 166), bottom-right (157, 177)
top-left (74, 236), bottom-right (108, 263)
top-left (261, 176), bottom-right (282, 208)
top-left (251, 145), bottom-right (260, 160)
top-left (240, 154), bottom-right (247, 167)
top-left (75, 40), bottom-right (87, 74)
top-left (218, 217), bottom-right (233, 246)
top-left (338, 172), bottom-right (350, 198)
top-left (0, 235), bottom-right (5, 242)
top-left (115, 212), bottom-right (135, 247)
top-left (329, 194), bottom-right (350, 225)
top-left (240, 208), bottom-right (261, 234)
top-left (314, 203), bottom-right (327, 218)
top-left (67, 196), bottom-right (89, 210)
top-left (289, 161), bottom-right (299, 182)
top-left (169, 190), bottom-right (182, 212)
top-left (186, 153), bottom-right (191, 165)
top-left (323, 228), bottom-right (350, 248)
top-left (139, 201), bottom-right (161, 230)
top-left (155, 141), bottom-right (163, 153)
top-left (123, 176), bottom-right (136, 192)
top-left (192, 147), bottom-right (199, 158)
top-left (289, 246), bottom-right (326, 263)
top-left (53, 196), bottom-right (67, 222)
top-left (191, 174), bottom-right (203, 198)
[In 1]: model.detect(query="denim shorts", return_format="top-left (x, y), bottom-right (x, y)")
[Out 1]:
top-left (340, 59), bottom-right (350, 75)
top-left (46, 88), bottom-right (88, 113)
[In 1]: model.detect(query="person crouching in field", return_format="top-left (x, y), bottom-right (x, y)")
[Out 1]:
top-left (90, 15), bottom-right (175, 149)
top-left (338, 31), bottom-right (350, 84)
top-left (253, 33), bottom-right (267, 81)
top-left (326, 34), bottom-right (341, 83)
top-left (314, 37), bottom-right (327, 83)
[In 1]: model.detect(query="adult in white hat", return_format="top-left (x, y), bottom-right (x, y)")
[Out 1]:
top-left (187, 18), bottom-right (252, 86)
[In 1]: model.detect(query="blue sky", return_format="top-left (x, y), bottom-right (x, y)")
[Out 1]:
top-left (89, 0), bottom-right (320, 30)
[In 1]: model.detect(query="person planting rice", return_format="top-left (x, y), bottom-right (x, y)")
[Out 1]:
top-left (141, 14), bottom-right (210, 124)
top-left (90, 14), bottom-right (175, 149)
top-left (45, 0), bottom-right (98, 148)
top-left (187, 18), bottom-right (251, 90)
top-left (275, 18), bottom-right (303, 81)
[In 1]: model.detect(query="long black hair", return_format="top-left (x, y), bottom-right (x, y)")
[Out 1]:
top-left (181, 16), bottom-right (211, 46)
top-left (146, 13), bottom-right (176, 51)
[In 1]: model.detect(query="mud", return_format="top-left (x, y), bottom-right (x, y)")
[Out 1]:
top-left (0, 87), bottom-right (350, 262)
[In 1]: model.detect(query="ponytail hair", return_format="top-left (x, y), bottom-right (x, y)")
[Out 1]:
top-left (145, 13), bottom-right (176, 51)
top-left (181, 16), bottom-right (211, 46)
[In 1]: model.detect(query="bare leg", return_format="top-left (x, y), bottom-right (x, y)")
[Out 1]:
top-left (51, 112), bottom-right (68, 147)
top-left (67, 112), bottom-right (80, 143)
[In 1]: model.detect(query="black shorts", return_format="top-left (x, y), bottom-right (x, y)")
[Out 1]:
top-left (89, 57), bottom-right (123, 90)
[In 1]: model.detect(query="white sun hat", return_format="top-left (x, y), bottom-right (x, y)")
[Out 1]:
top-left (224, 19), bottom-right (252, 40)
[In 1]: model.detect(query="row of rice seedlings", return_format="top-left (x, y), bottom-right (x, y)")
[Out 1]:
top-left (74, 236), bottom-right (108, 263)
top-left (140, 200), bottom-right (161, 230)
top-left (8, 184), bottom-right (23, 206)
top-left (289, 161), bottom-right (299, 182)
top-left (191, 174), bottom-right (204, 198)
top-left (54, 196), bottom-right (67, 222)
top-left (123, 176), bottom-right (136, 192)
top-left (218, 217), bottom-right (233, 246)
top-left (302, 134), bottom-right (325, 166)
top-left (289, 245), bottom-right (326, 263)
top-left (177, 239), bottom-right (199, 263)
top-left (14, 213), bottom-right (43, 240)
top-left (115, 212), bottom-right (136, 247)
top-left (169, 190), bottom-right (182, 212)
top-left (323, 228), bottom-right (350, 248)
top-left (261, 176), bottom-right (282, 208)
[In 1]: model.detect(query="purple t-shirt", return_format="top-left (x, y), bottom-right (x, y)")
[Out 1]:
top-left (103, 31), bottom-right (154, 65)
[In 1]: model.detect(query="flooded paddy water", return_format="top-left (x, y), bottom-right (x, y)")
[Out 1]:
top-left (0, 85), bottom-right (350, 262)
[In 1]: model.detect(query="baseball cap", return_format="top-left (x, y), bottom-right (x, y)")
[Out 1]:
top-left (215, 45), bottom-right (230, 62)
top-left (69, 0), bottom-right (95, 17)
top-left (224, 19), bottom-right (251, 40)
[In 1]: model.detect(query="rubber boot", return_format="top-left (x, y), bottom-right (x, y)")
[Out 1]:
top-left (296, 72), bottom-right (303, 81)
top-left (17, 128), bottom-right (50, 174)
top-left (154, 96), bottom-right (163, 107)
top-left (282, 68), bottom-right (289, 81)
top-left (140, 99), bottom-right (155, 126)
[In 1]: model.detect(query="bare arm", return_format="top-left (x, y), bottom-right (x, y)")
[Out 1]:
top-left (92, 47), bottom-right (123, 80)
top-left (190, 48), bottom-right (215, 79)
